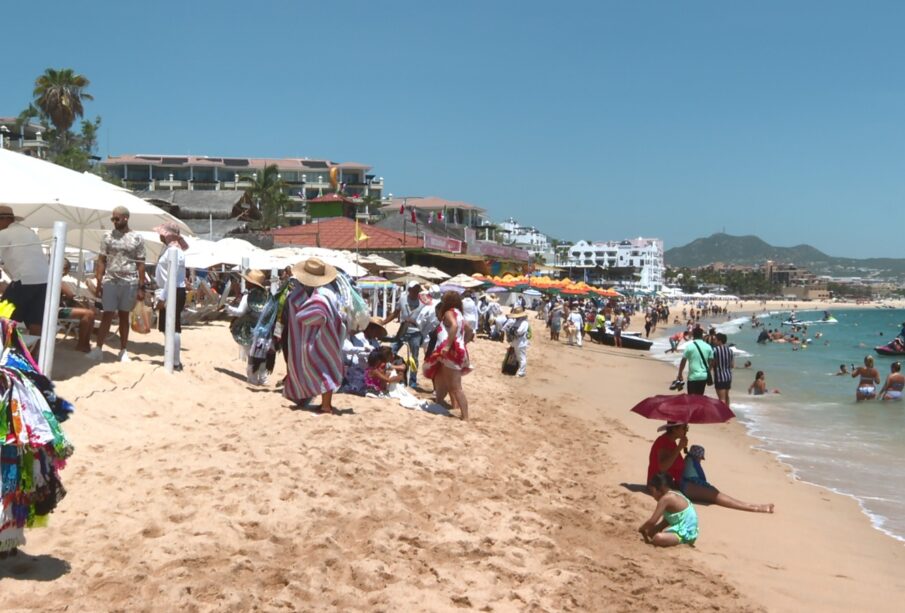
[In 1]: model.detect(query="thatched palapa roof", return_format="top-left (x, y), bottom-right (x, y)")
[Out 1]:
top-left (136, 190), bottom-right (250, 219)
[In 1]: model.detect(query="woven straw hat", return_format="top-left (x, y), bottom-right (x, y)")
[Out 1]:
top-left (291, 257), bottom-right (338, 287)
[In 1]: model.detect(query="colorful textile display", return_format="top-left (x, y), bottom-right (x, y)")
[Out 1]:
top-left (0, 319), bottom-right (74, 555)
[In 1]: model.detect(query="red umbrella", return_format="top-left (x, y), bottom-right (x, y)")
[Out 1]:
top-left (630, 394), bottom-right (735, 424)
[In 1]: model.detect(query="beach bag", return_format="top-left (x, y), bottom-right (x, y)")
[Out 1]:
top-left (501, 347), bottom-right (519, 375)
top-left (130, 302), bottom-right (152, 334)
top-left (334, 274), bottom-right (370, 332)
top-left (694, 341), bottom-right (714, 386)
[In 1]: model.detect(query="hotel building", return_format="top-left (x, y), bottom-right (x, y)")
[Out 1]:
top-left (101, 154), bottom-right (384, 223)
top-left (566, 237), bottom-right (665, 291)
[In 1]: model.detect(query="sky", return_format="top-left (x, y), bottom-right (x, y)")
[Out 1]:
top-left (3, 0), bottom-right (905, 258)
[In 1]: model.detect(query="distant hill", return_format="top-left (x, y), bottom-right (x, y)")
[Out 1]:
top-left (664, 233), bottom-right (905, 279)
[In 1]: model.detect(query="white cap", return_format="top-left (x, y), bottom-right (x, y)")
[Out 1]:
top-left (406, 280), bottom-right (422, 290)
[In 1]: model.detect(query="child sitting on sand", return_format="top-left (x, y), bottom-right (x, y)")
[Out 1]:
top-left (639, 473), bottom-right (699, 547)
top-left (365, 347), bottom-right (403, 395)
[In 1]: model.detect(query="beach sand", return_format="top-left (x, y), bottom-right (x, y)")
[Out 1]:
top-left (1, 310), bottom-right (903, 611)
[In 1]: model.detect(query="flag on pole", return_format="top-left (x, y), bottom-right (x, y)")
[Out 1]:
top-left (410, 208), bottom-right (416, 223)
top-left (427, 212), bottom-right (434, 224)
top-left (354, 218), bottom-right (369, 242)
top-left (399, 203), bottom-right (404, 214)
top-left (437, 208), bottom-right (444, 222)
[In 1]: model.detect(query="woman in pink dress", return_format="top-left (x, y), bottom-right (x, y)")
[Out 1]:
top-left (423, 291), bottom-right (472, 420)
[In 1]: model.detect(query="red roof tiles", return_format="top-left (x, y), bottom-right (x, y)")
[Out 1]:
top-left (270, 218), bottom-right (423, 250)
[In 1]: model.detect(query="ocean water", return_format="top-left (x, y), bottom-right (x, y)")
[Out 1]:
top-left (652, 308), bottom-right (905, 543)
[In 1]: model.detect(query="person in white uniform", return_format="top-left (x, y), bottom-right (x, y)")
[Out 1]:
top-left (508, 307), bottom-right (531, 377)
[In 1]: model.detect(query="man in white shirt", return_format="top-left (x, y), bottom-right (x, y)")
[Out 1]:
top-left (0, 205), bottom-right (49, 335)
top-left (508, 307), bottom-right (530, 377)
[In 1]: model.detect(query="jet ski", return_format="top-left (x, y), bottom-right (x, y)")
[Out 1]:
top-left (875, 338), bottom-right (905, 356)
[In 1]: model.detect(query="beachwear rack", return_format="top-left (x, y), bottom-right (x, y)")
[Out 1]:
top-left (0, 318), bottom-right (74, 554)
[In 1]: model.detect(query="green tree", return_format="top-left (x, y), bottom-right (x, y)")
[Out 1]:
top-left (33, 68), bottom-right (94, 133)
top-left (247, 165), bottom-right (290, 228)
top-left (17, 68), bottom-right (103, 173)
top-left (360, 193), bottom-right (382, 220)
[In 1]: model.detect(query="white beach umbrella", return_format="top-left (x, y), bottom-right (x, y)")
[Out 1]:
top-left (0, 148), bottom-right (191, 235)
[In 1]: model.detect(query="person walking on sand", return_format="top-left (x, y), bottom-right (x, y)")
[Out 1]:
top-left (89, 206), bottom-right (146, 362)
top-left (648, 423), bottom-right (774, 513)
top-left (0, 205), bottom-right (49, 337)
top-left (639, 473), bottom-right (698, 547)
top-left (423, 291), bottom-right (471, 420)
top-left (711, 333), bottom-right (734, 407)
top-left (508, 306), bottom-right (530, 377)
top-left (567, 307), bottom-right (584, 347)
top-left (676, 327), bottom-right (713, 395)
top-left (852, 355), bottom-right (880, 401)
top-left (283, 258), bottom-right (346, 414)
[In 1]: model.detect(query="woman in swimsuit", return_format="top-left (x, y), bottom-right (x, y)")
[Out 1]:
top-left (879, 361), bottom-right (904, 401)
top-left (852, 355), bottom-right (880, 401)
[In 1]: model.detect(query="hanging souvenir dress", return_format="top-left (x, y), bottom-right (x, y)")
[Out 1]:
top-left (0, 319), bottom-right (74, 556)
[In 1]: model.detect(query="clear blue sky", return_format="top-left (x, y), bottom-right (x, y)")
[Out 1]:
top-left (4, 1), bottom-right (904, 258)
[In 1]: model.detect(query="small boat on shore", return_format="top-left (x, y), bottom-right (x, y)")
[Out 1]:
top-left (588, 327), bottom-right (653, 351)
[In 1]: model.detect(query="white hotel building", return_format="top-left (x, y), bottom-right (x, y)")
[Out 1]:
top-left (565, 237), bottom-right (665, 291)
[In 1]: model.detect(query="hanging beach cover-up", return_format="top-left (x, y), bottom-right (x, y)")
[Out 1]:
top-left (283, 286), bottom-right (346, 403)
top-left (0, 319), bottom-right (74, 555)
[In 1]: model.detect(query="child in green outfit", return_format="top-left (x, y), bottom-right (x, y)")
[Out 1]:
top-left (639, 473), bottom-right (699, 546)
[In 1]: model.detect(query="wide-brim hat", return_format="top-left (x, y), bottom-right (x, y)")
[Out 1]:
top-left (0, 205), bottom-right (23, 222)
top-left (486, 294), bottom-right (499, 302)
top-left (292, 257), bottom-right (338, 287)
top-left (657, 420), bottom-right (687, 432)
top-left (242, 269), bottom-right (267, 288)
top-left (153, 222), bottom-right (189, 250)
top-left (509, 307), bottom-right (529, 319)
top-left (365, 316), bottom-right (387, 338)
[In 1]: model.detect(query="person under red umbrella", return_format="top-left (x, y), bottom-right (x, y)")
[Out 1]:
top-left (648, 422), bottom-right (774, 513)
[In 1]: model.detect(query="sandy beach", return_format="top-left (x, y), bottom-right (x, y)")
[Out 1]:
top-left (2, 303), bottom-right (904, 611)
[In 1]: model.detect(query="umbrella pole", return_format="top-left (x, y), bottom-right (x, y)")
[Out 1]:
top-left (38, 221), bottom-right (67, 378)
top-left (164, 248), bottom-right (178, 373)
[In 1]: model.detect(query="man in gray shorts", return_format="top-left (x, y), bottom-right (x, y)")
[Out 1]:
top-left (89, 206), bottom-right (146, 362)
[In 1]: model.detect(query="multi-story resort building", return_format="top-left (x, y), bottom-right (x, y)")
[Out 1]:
top-left (496, 217), bottom-right (554, 263)
top-left (566, 237), bottom-right (665, 291)
top-left (101, 154), bottom-right (384, 224)
top-left (0, 117), bottom-right (49, 158)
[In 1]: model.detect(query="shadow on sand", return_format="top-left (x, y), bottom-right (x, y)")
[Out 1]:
top-left (0, 552), bottom-right (70, 582)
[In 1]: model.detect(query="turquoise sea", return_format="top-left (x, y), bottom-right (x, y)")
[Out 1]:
top-left (654, 308), bottom-right (905, 543)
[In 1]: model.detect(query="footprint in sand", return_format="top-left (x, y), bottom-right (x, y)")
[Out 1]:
top-left (141, 524), bottom-right (164, 538)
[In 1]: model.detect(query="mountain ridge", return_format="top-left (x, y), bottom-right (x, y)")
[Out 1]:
top-left (664, 233), bottom-right (905, 279)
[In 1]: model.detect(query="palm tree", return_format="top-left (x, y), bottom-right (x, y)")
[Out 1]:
top-left (32, 68), bottom-right (93, 133)
top-left (246, 164), bottom-right (290, 228)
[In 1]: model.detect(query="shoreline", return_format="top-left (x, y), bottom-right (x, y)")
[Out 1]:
top-left (533, 325), bottom-right (905, 611)
top-left (1, 308), bottom-right (903, 610)
top-left (642, 300), bottom-right (905, 545)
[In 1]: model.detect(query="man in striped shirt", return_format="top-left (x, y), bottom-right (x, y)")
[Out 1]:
top-left (712, 333), bottom-right (735, 407)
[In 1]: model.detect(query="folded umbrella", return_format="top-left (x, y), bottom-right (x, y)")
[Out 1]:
top-left (630, 394), bottom-right (735, 424)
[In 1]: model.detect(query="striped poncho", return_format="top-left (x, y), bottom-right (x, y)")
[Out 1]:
top-left (282, 285), bottom-right (346, 403)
